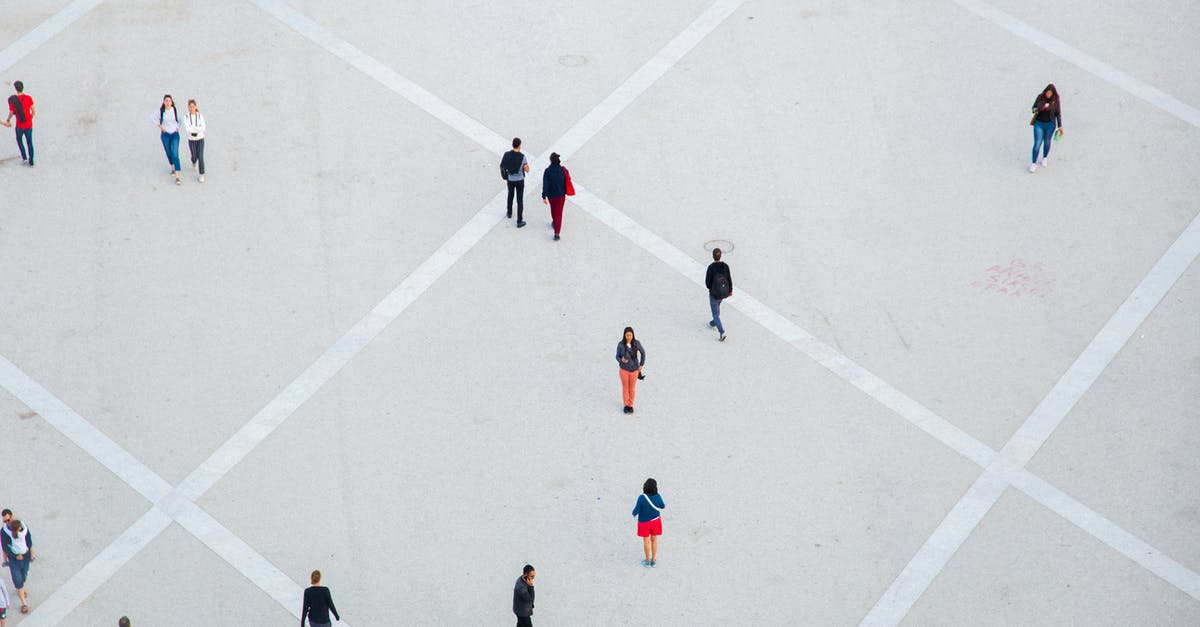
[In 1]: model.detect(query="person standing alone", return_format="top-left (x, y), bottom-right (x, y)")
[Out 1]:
top-left (183, 99), bottom-right (206, 183)
top-left (2, 81), bottom-right (34, 166)
top-left (501, 137), bottom-right (530, 227)
top-left (616, 326), bottom-right (646, 414)
top-left (632, 478), bottom-right (666, 567)
top-left (1028, 83), bottom-right (1063, 173)
top-left (513, 564), bottom-right (535, 627)
top-left (705, 248), bottom-right (732, 341)
top-left (301, 569), bottom-right (340, 626)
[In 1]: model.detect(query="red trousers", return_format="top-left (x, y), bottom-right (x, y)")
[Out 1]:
top-left (548, 196), bottom-right (565, 234)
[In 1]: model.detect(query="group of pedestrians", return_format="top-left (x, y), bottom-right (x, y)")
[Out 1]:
top-left (499, 138), bottom-right (574, 240)
top-left (156, 94), bottom-right (207, 185)
top-left (0, 509), bottom-right (33, 618)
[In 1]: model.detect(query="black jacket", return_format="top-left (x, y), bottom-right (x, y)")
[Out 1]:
top-left (513, 577), bottom-right (535, 617)
top-left (301, 585), bottom-right (340, 625)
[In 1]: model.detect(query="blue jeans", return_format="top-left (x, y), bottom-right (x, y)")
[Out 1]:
top-left (14, 127), bottom-right (32, 163)
top-left (1031, 121), bottom-right (1056, 163)
top-left (709, 294), bottom-right (725, 334)
top-left (9, 553), bottom-right (29, 589)
top-left (160, 131), bottom-right (182, 171)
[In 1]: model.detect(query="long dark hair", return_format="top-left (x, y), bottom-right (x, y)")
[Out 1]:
top-left (622, 326), bottom-right (636, 348)
top-left (160, 94), bottom-right (178, 124)
top-left (643, 478), bottom-right (658, 496)
top-left (1034, 83), bottom-right (1059, 113)
top-left (7, 95), bottom-right (24, 125)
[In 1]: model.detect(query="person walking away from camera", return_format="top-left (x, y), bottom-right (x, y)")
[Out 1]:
top-left (632, 478), bottom-right (665, 567)
top-left (2, 519), bottom-right (33, 614)
top-left (501, 137), bottom-right (530, 227)
top-left (705, 248), bottom-right (732, 341)
top-left (541, 152), bottom-right (571, 240)
top-left (183, 99), bottom-right (206, 183)
top-left (157, 94), bottom-right (183, 184)
top-left (513, 564), bottom-right (535, 627)
top-left (118, 617), bottom-right (131, 627)
top-left (616, 326), bottom-right (645, 414)
top-left (301, 569), bottom-right (340, 626)
top-left (2, 81), bottom-right (34, 166)
top-left (1028, 83), bottom-right (1063, 173)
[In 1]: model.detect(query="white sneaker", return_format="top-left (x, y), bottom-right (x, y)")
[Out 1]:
top-left (1028, 164), bottom-right (1037, 173)
top-left (199, 175), bottom-right (205, 183)
top-left (1040, 156), bottom-right (1048, 167)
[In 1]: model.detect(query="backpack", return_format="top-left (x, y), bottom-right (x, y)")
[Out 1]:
top-left (711, 273), bottom-right (731, 299)
top-left (500, 151), bottom-right (522, 181)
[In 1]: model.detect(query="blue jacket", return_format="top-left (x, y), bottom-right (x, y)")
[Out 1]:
top-left (631, 493), bottom-right (665, 522)
top-left (542, 164), bottom-right (566, 199)
top-left (616, 340), bottom-right (645, 373)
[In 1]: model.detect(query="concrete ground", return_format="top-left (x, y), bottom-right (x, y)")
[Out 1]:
top-left (0, 0), bottom-right (1197, 625)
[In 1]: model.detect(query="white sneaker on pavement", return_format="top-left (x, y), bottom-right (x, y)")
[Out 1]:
top-left (1028, 164), bottom-right (1037, 173)
top-left (1040, 156), bottom-right (1048, 167)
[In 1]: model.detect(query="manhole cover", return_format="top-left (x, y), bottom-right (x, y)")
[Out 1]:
top-left (704, 239), bottom-right (734, 253)
top-left (558, 54), bottom-right (588, 67)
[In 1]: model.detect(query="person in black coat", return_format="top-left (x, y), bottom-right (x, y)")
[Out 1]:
top-left (513, 564), bottom-right (535, 627)
top-left (301, 569), bottom-right (340, 626)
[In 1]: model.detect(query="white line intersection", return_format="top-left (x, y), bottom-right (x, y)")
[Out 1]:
top-left (1, 0), bottom-right (1197, 624)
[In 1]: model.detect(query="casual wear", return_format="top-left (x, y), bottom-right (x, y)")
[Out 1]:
top-left (1030, 93), bottom-right (1062, 166)
top-left (301, 584), bottom-right (339, 626)
top-left (705, 261), bottom-right (732, 335)
top-left (502, 150), bottom-right (528, 222)
top-left (0, 580), bottom-right (9, 618)
top-left (513, 576), bottom-right (535, 623)
top-left (542, 164), bottom-right (567, 236)
top-left (1, 525), bottom-right (32, 591)
top-left (632, 492), bottom-right (666, 532)
top-left (8, 93), bottom-right (33, 165)
top-left (616, 339), bottom-right (645, 408)
top-left (183, 111), bottom-right (206, 177)
top-left (158, 107), bottom-right (182, 173)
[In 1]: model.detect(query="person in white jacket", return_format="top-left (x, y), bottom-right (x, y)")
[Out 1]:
top-left (183, 99), bottom-right (206, 182)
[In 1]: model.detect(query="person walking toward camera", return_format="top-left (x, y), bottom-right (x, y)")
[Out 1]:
top-left (632, 478), bottom-right (665, 567)
top-left (156, 94), bottom-right (183, 184)
top-left (616, 326), bottom-right (645, 414)
top-left (501, 137), bottom-right (530, 227)
top-left (2, 81), bottom-right (34, 166)
top-left (705, 248), bottom-right (732, 341)
top-left (182, 99), bottom-right (206, 183)
top-left (1028, 83), bottom-right (1063, 173)
top-left (301, 569), bottom-right (340, 626)
top-left (2, 519), bottom-right (33, 614)
top-left (513, 564), bottom-right (535, 627)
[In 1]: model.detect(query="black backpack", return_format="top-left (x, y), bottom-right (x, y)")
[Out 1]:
top-left (712, 273), bottom-right (731, 299)
top-left (500, 151), bottom-right (522, 180)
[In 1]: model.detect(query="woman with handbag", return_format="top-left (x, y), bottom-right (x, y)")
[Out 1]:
top-left (1028, 83), bottom-right (1063, 173)
top-left (631, 478), bottom-right (665, 567)
top-left (541, 152), bottom-right (574, 240)
top-left (616, 326), bottom-right (645, 414)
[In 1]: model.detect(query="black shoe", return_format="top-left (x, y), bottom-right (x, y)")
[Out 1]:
top-left (506, 210), bottom-right (512, 219)
top-left (623, 406), bottom-right (630, 413)
top-left (517, 221), bottom-right (526, 228)
top-left (628, 406), bottom-right (634, 413)
top-left (554, 234), bottom-right (560, 241)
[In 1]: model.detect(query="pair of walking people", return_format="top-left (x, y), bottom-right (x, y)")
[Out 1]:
top-left (156, 94), bottom-right (207, 184)
top-left (2, 81), bottom-right (34, 166)
top-left (500, 138), bottom-right (574, 240)
top-left (0, 510), bottom-right (33, 616)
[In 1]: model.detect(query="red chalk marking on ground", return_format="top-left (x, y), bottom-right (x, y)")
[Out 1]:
top-left (971, 259), bottom-right (1053, 298)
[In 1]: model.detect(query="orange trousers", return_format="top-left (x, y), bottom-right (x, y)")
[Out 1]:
top-left (619, 368), bottom-right (639, 407)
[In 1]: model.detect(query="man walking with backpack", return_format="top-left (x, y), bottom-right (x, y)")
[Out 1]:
top-left (705, 248), bottom-right (732, 341)
top-left (500, 137), bottom-right (530, 227)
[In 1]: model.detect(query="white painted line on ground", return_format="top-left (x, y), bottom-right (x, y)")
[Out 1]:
top-left (19, 508), bottom-right (172, 627)
top-left (1011, 470), bottom-right (1200, 601)
top-left (951, 0), bottom-right (1200, 128)
top-left (571, 187), bottom-right (999, 468)
top-left (250, 0), bottom-right (508, 151)
top-left (860, 210), bottom-right (1200, 625)
top-left (0, 355), bottom-right (173, 502)
top-left (0, 0), bottom-right (103, 73)
top-left (553, 0), bottom-right (746, 158)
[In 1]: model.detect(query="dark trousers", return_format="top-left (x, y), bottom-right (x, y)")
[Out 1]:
top-left (506, 179), bottom-right (525, 221)
top-left (15, 127), bottom-right (33, 163)
top-left (516, 617), bottom-right (532, 627)
top-left (548, 196), bottom-right (565, 234)
top-left (188, 138), bottom-right (205, 174)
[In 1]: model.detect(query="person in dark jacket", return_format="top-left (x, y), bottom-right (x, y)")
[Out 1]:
top-left (616, 326), bottom-right (646, 413)
top-left (1028, 83), bottom-right (1063, 173)
top-left (632, 478), bottom-right (666, 567)
top-left (2, 518), bottom-right (33, 614)
top-left (705, 247), bottom-right (732, 341)
top-left (500, 137), bottom-right (530, 226)
top-left (541, 152), bottom-right (567, 240)
top-left (513, 564), bottom-right (535, 627)
top-left (301, 569), bottom-right (340, 626)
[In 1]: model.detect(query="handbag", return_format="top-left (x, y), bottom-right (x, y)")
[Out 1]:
top-left (564, 167), bottom-right (576, 196)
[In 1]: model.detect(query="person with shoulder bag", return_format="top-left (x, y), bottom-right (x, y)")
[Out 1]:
top-left (500, 137), bottom-right (531, 227)
top-left (615, 326), bottom-right (645, 414)
top-left (705, 248), bottom-right (732, 341)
